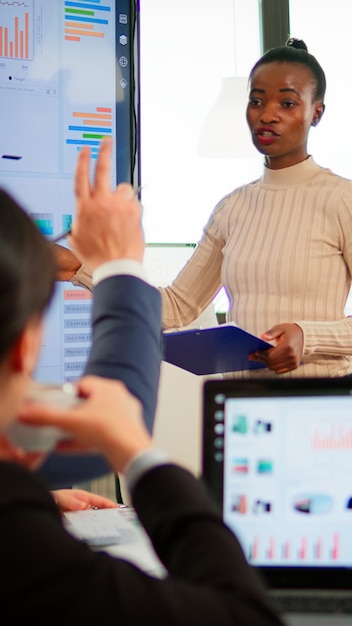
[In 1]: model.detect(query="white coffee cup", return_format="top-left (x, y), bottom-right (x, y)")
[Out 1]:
top-left (6, 382), bottom-right (81, 452)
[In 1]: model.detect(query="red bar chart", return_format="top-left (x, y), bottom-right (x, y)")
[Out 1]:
top-left (247, 533), bottom-right (342, 564)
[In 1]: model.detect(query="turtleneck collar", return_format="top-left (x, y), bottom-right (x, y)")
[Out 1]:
top-left (261, 156), bottom-right (321, 187)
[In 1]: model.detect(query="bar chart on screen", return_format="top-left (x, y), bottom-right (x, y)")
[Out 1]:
top-left (0, 0), bottom-right (137, 384)
top-left (0, 0), bottom-right (34, 61)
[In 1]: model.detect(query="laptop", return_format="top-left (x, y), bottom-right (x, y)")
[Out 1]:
top-left (202, 377), bottom-right (352, 625)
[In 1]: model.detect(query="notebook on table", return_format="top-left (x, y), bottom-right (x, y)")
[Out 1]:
top-left (202, 377), bottom-right (352, 624)
top-left (63, 506), bottom-right (165, 578)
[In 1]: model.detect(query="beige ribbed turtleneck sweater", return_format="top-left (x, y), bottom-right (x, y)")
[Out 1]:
top-left (159, 157), bottom-right (352, 378)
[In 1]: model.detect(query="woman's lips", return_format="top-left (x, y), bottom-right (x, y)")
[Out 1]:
top-left (255, 129), bottom-right (279, 146)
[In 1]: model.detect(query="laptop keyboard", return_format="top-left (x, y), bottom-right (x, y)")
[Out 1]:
top-left (270, 590), bottom-right (352, 614)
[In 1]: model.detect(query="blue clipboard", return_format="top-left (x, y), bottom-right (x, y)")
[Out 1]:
top-left (162, 323), bottom-right (271, 375)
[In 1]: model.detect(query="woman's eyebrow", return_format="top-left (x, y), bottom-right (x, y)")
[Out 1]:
top-left (249, 87), bottom-right (300, 97)
top-left (249, 88), bottom-right (265, 97)
top-left (279, 87), bottom-right (300, 96)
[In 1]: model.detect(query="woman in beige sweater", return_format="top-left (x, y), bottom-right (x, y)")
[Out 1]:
top-left (66, 38), bottom-right (352, 379)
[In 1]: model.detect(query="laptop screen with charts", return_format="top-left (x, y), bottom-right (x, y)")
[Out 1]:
top-left (202, 377), bottom-right (352, 618)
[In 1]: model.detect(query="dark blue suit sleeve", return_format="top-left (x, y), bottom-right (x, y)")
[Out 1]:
top-left (38, 275), bottom-right (162, 488)
top-left (84, 275), bottom-right (162, 433)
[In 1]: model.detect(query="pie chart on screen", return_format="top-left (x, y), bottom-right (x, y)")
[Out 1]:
top-left (293, 493), bottom-right (333, 514)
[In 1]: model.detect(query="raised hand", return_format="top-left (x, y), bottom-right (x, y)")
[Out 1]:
top-left (70, 139), bottom-right (144, 272)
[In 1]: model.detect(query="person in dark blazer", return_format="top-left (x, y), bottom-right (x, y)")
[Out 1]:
top-left (0, 140), bottom-right (283, 625)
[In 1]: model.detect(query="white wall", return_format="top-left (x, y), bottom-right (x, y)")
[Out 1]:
top-left (139, 0), bottom-right (262, 246)
top-left (290, 0), bottom-right (352, 178)
top-left (153, 362), bottom-right (204, 475)
top-left (152, 300), bottom-right (220, 475)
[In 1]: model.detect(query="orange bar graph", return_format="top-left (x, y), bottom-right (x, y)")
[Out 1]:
top-left (65, 29), bottom-right (104, 39)
top-left (4, 27), bottom-right (8, 57)
top-left (14, 17), bottom-right (18, 58)
top-left (25, 11), bottom-right (29, 60)
top-left (0, 11), bottom-right (30, 60)
top-left (64, 12), bottom-right (105, 43)
top-left (83, 120), bottom-right (112, 127)
top-left (73, 112), bottom-right (112, 121)
top-left (20, 31), bottom-right (24, 59)
top-left (65, 22), bottom-right (94, 31)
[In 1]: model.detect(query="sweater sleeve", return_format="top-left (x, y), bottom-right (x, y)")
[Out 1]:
top-left (160, 197), bottom-right (229, 329)
top-left (297, 317), bottom-right (352, 356)
top-left (297, 191), bottom-right (352, 358)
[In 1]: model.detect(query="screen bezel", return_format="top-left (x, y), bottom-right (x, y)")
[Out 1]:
top-left (115, 0), bottom-right (139, 186)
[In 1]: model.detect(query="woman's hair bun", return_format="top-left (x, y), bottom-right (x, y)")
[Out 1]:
top-left (286, 37), bottom-right (308, 51)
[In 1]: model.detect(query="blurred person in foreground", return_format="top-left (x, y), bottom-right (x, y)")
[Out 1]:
top-left (0, 140), bottom-right (282, 625)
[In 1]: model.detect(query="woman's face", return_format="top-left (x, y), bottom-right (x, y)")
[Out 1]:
top-left (246, 61), bottom-right (324, 170)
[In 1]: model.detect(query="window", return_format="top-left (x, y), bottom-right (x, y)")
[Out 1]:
top-left (290, 0), bottom-right (352, 314)
top-left (139, 0), bottom-right (261, 311)
top-left (140, 0), bottom-right (261, 244)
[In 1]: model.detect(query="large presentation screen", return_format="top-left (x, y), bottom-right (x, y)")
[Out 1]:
top-left (0, 0), bottom-right (137, 384)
